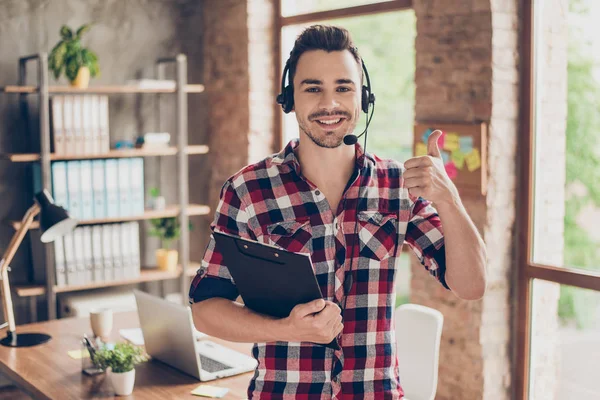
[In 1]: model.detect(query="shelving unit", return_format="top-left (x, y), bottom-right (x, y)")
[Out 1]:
top-left (15, 264), bottom-right (200, 297)
top-left (1, 53), bottom-right (206, 320)
top-left (0, 144), bottom-right (208, 162)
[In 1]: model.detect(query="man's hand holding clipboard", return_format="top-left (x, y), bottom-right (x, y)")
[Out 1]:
top-left (281, 299), bottom-right (343, 347)
top-left (213, 231), bottom-right (342, 350)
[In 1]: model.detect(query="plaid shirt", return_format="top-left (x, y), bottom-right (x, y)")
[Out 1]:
top-left (190, 138), bottom-right (449, 399)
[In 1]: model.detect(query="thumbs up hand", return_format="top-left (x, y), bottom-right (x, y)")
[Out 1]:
top-left (404, 130), bottom-right (458, 206)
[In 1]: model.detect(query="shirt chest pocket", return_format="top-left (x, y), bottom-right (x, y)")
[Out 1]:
top-left (265, 218), bottom-right (313, 254)
top-left (358, 210), bottom-right (398, 261)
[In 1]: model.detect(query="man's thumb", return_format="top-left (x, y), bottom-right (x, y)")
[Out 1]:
top-left (305, 299), bottom-right (325, 315)
top-left (427, 130), bottom-right (443, 158)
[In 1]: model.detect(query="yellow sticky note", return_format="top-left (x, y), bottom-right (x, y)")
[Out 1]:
top-left (190, 384), bottom-right (230, 398)
top-left (465, 148), bottom-right (481, 172)
top-left (414, 142), bottom-right (427, 156)
top-left (443, 133), bottom-right (460, 152)
top-left (451, 150), bottom-right (465, 169)
top-left (67, 349), bottom-right (90, 359)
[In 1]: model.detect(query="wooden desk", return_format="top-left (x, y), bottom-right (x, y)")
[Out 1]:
top-left (0, 311), bottom-right (253, 399)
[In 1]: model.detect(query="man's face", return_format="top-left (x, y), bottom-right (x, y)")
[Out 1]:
top-left (292, 49), bottom-right (362, 149)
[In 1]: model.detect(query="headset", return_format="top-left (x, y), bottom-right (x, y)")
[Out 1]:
top-left (276, 54), bottom-right (375, 121)
top-left (276, 50), bottom-right (377, 313)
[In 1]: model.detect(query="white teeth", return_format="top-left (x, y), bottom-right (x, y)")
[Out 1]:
top-left (317, 118), bottom-right (341, 125)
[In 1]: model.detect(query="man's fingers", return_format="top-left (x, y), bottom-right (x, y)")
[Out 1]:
top-left (404, 177), bottom-right (428, 189)
top-left (403, 167), bottom-right (431, 180)
top-left (405, 156), bottom-right (432, 170)
top-left (408, 187), bottom-right (425, 198)
top-left (297, 299), bottom-right (325, 317)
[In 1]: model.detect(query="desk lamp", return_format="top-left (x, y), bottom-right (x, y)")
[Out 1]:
top-left (0, 190), bottom-right (77, 347)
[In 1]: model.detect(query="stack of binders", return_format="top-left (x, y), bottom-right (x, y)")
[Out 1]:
top-left (50, 95), bottom-right (110, 155)
top-left (54, 222), bottom-right (141, 287)
top-left (38, 158), bottom-right (145, 220)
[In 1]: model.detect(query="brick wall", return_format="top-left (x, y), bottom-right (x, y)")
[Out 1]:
top-left (199, 0), bottom-right (275, 259)
top-left (413, 1), bottom-right (519, 398)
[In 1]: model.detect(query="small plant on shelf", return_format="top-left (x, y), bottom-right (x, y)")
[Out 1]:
top-left (48, 24), bottom-right (99, 88)
top-left (148, 187), bottom-right (192, 271)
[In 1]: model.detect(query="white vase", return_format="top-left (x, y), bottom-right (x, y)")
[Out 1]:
top-left (109, 368), bottom-right (136, 396)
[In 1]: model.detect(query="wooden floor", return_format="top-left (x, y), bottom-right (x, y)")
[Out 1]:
top-left (0, 386), bottom-right (31, 399)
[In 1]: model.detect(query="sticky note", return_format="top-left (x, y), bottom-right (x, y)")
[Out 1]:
top-left (443, 133), bottom-right (459, 152)
top-left (451, 150), bottom-right (465, 169)
top-left (421, 128), bottom-right (434, 144)
top-left (437, 130), bottom-right (446, 150)
top-left (441, 150), bottom-right (450, 165)
top-left (465, 148), bottom-right (482, 171)
top-left (445, 162), bottom-right (458, 180)
top-left (68, 349), bottom-right (90, 359)
top-left (415, 142), bottom-right (428, 156)
top-left (191, 385), bottom-right (230, 398)
top-left (459, 136), bottom-right (473, 153)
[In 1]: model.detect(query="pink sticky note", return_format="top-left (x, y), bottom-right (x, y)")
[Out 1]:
top-left (437, 130), bottom-right (446, 150)
top-left (445, 161), bottom-right (458, 180)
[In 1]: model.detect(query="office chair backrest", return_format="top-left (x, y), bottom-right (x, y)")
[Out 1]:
top-left (395, 304), bottom-right (444, 400)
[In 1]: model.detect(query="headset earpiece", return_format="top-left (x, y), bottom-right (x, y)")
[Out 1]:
top-left (361, 86), bottom-right (370, 114)
top-left (361, 60), bottom-right (375, 114)
top-left (277, 60), bottom-right (294, 113)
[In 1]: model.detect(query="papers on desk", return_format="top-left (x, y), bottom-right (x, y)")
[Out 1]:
top-left (67, 349), bottom-right (90, 359)
top-left (190, 384), bottom-right (229, 398)
top-left (119, 328), bottom-right (145, 346)
top-left (119, 327), bottom-right (208, 346)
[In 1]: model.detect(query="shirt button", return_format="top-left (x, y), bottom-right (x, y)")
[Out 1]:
top-left (315, 190), bottom-right (321, 196)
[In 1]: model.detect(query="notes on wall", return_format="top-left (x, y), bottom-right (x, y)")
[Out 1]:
top-left (413, 122), bottom-right (487, 196)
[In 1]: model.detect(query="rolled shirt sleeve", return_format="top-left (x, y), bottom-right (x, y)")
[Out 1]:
top-left (189, 180), bottom-right (256, 304)
top-left (404, 194), bottom-right (450, 290)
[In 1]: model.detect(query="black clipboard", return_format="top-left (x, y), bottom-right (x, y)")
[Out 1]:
top-left (213, 231), bottom-right (340, 350)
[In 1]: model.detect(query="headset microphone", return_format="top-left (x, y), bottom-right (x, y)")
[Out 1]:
top-left (343, 134), bottom-right (358, 146)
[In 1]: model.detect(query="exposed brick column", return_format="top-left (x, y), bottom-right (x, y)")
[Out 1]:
top-left (197, 0), bottom-right (275, 259)
top-left (412, 1), bottom-right (520, 398)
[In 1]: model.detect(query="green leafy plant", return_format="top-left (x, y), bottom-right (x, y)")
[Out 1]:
top-left (48, 24), bottom-right (99, 82)
top-left (147, 187), bottom-right (192, 249)
top-left (93, 342), bottom-right (147, 373)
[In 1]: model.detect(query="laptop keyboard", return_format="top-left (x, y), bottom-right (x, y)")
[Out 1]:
top-left (199, 354), bottom-right (231, 373)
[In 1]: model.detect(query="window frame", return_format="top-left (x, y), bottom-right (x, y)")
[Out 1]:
top-left (516, 1), bottom-right (600, 399)
top-left (274, 0), bottom-right (413, 150)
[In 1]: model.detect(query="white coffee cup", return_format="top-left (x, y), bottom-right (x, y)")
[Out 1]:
top-left (90, 308), bottom-right (113, 339)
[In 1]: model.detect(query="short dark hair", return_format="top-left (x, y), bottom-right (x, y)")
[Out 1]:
top-left (287, 25), bottom-right (362, 86)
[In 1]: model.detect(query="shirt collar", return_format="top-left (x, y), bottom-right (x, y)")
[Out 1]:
top-left (274, 137), bottom-right (376, 172)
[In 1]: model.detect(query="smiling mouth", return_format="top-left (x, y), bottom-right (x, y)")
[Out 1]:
top-left (314, 117), bottom-right (346, 129)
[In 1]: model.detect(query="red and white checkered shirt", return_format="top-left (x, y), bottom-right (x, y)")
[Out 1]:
top-left (190, 138), bottom-right (449, 399)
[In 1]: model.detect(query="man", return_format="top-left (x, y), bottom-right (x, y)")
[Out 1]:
top-left (189, 25), bottom-right (487, 399)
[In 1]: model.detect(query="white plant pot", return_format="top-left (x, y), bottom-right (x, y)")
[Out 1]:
top-left (109, 368), bottom-right (136, 396)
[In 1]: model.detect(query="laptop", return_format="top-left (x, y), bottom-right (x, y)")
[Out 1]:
top-left (133, 290), bottom-right (258, 381)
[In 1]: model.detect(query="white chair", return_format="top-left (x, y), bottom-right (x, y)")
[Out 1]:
top-left (395, 304), bottom-right (444, 400)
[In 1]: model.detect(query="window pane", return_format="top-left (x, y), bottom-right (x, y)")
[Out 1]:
top-left (395, 249), bottom-right (411, 307)
top-left (280, 10), bottom-right (416, 162)
top-left (531, 0), bottom-right (600, 272)
top-left (529, 279), bottom-right (600, 399)
top-left (281, 0), bottom-right (396, 17)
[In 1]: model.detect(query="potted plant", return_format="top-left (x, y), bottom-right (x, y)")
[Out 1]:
top-left (93, 342), bottom-right (147, 396)
top-left (149, 217), bottom-right (181, 272)
top-left (148, 188), bottom-right (192, 271)
top-left (48, 24), bottom-right (99, 88)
